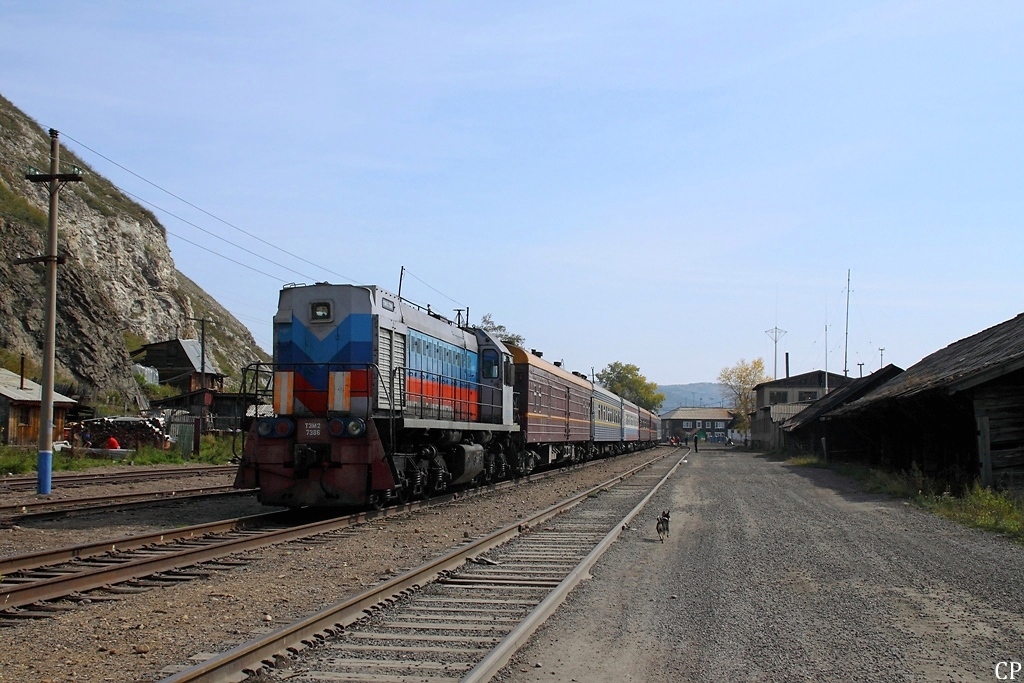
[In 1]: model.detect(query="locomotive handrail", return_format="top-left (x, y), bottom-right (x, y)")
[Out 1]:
top-left (389, 365), bottom-right (506, 425)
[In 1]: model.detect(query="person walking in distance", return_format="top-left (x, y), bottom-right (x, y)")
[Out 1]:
top-left (693, 434), bottom-right (698, 453)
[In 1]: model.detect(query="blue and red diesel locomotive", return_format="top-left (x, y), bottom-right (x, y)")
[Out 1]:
top-left (234, 283), bottom-right (661, 508)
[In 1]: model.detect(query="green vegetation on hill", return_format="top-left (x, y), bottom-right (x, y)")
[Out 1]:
top-left (0, 179), bottom-right (47, 230)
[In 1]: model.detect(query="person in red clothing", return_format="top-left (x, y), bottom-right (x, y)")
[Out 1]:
top-left (105, 435), bottom-right (120, 450)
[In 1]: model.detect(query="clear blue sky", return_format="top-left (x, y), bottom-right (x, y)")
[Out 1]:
top-left (2, 2), bottom-right (1022, 384)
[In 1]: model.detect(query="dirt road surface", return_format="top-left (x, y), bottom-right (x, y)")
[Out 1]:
top-left (497, 449), bottom-right (1024, 683)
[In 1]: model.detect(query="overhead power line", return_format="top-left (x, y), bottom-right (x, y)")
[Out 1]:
top-left (59, 132), bottom-right (359, 285)
top-left (403, 268), bottom-right (465, 308)
top-left (119, 188), bottom-right (316, 282)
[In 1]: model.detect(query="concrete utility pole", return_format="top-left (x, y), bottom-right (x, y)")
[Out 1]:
top-left (857, 362), bottom-right (865, 378)
top-left (879, 347), bottom-right (885, 369)
top-left (21, 130), bottom-right (82, 495)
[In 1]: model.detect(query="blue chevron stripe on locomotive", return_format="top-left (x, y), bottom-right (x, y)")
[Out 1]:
top-left (275, 312), bottom-right (373, 392)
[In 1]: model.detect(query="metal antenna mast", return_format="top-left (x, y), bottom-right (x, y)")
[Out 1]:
top-left (843, 269), bottom-right (851, 377)
top-left (765, 327), bottom-right (786, 378)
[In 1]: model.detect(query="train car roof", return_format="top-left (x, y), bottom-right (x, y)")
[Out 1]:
top-left (592, 384), bottom-right (620, 401)
top-left (506, 345), bottom-right (593, 391)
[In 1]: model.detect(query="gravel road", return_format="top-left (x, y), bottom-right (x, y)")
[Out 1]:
top-left (497, 449), bottom-right (1024, 683)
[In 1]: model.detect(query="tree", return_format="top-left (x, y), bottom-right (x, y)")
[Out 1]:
top-left (717, 358), bottom-right (772, 431)
top-left (478, 313), bottom-right (525, 347)
top-left (596, 362), bottom-right (665, 412)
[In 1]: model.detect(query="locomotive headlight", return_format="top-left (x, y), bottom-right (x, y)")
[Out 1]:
top-left (274, 419), bottom-right (295, 437)
top-left (328, 417), bottom-right (347, 438)
top-left (345, 417), bottom-right (366, 438)
top-left (328, 417), bottom-right (365, 438)
top-left (257, 418), bottom-right (294, 438)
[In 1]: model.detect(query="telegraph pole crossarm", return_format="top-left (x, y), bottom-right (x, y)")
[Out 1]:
top-left (22, 129), bottom-right (82, 495)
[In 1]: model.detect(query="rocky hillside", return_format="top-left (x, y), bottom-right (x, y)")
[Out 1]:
top-left (0, 93), bottom-right (268, 407)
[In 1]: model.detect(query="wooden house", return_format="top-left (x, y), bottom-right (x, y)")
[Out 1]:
top-left (0, 368), bottom-right (76, 447)
top-left (130, 338), bottom-right (226, 393)
top-left (660, 407), bottom-right (736, 442)
top-left (750, 370), bottom-right (853, 449)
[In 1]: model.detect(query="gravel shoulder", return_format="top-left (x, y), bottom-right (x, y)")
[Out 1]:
top-left (1, 469), bottom-right (262, 557)
top-left (0, 450), bottom-right (670, 683)
top-left (496, 449), bottom-right (1024, 683)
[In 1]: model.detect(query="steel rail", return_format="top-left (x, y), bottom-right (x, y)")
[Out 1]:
top-left (0, 465), bottom-right (237, 491)
top-left (1, 447), bottom-right (671, 618)
top-left (462, 453), bottom-right (686, 682)
top-left (0, 460), bottom-right (584, 576)
top-left (0, 503), bottom-right (402, 611)
top-left (159, 451), bottom-right (674, 683)
top-left (0, 486), bottom-right (248, 517)
top-left (0, 510), bottom-right (290, 576)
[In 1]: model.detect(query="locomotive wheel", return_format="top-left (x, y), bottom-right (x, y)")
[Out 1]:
top-left (370, 493), bottom-right (384, 510)
top-left (397, 485), bottom-right (411, 504)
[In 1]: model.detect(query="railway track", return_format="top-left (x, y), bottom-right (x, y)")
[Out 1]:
top-left (0, 485), bottom-right (252, 522)
top-left (0, 453), bottom-right (660, 622)
top-left (159, 451), bottom-right (685, 683)
top-left (0, 465), bottom-right (238, 492)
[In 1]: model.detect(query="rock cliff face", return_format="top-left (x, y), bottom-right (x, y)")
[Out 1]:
top-left (0, 93), bottom-right (267, 406)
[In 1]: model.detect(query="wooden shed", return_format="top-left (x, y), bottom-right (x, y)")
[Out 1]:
top-left (781, 364), bottom-right (904, 458)
top-left (827, 313), bottom-right (1024, 493)
top-left (130, 338), bottom-right (226, 393)
top-left (0, 368), bottom-right (77, 447)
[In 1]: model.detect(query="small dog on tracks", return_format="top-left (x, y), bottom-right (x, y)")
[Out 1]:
top-left (656, 510), bottom-right (671, 542)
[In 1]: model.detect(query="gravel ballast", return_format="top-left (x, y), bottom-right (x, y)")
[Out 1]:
top-left (0, 450), bottom-right (668, 683)
top-left (496, 449), bottom-right (1024, 683)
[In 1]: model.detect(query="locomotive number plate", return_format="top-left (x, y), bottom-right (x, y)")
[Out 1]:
top-left (298, 418), bottom-right (330, 443)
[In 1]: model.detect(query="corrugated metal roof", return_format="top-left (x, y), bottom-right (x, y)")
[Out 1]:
top-left (180, 339), bottom-right (225, 376)
top-left (660, 407), bottom-right (734, 421)
top-left (0, 368), bottom-right (77, 404)
top-left (832, 312), bottom-right (1024, 417)
top-left (769, 403), bottom-right (809, 422)
top-left (782, 364), bottom-right (904, 431)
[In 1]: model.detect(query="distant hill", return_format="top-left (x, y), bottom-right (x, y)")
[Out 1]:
top-left (656, 383), bottom-right (730, 413)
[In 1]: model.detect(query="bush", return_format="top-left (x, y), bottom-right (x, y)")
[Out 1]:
top-left (0, 435), bottom-right (240, 474)
top-left (792, 456), bottom-right (1024, 543)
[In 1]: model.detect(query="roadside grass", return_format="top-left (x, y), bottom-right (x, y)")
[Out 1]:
top-left (787, 455), bottom-right (1024, 542)
top-left (0, 435), bottom-right (239, 475)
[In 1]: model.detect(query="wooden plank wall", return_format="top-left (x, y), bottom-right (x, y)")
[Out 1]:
top-left (974, 379), bottom-right (1024, 494)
